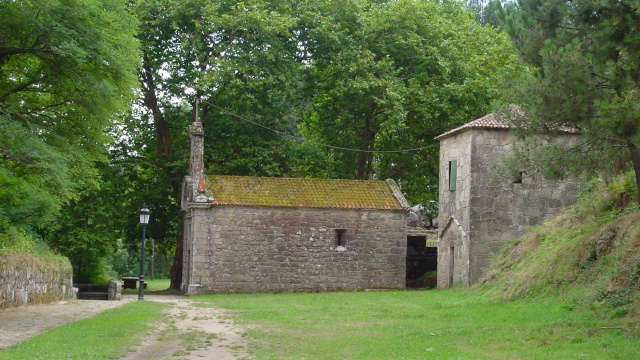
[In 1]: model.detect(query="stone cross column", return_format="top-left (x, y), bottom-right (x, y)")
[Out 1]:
top-left (188, 121), bottom-right (204, 180)
top-left (188, 121), bottom-right (208, 203)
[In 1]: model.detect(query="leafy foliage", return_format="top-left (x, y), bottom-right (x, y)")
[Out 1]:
top-left (0, 0), bottom-right (140, 228)
top-left (465, 0), bottom-right (505, 27)
top-left (302, 0), bottom-right (519, 204)
top-left (22, 0), bottom-right (518, 285)
top-left (0, 219), bottom-right (43, 254)
top-left (131, 0), bottom-right (344, 287)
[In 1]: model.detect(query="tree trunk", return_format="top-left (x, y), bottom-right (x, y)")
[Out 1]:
top-left (356, 117), bottom-right (376, 179)
top-left (169, 233), bottom-right (183, 290)
top-left (627, 140), bottom-right (640, 204)
top-left (140, 57), bottom-right (185, 289)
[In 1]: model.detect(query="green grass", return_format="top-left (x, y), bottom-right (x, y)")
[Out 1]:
top-left (0, 300), bottom-right (166, 360)
top-left (144, 278), bottom-right (171, 291)
top-left (122, 278), bottom-right (174, 294)
top-left (196, 289), bottom-right (640, 360)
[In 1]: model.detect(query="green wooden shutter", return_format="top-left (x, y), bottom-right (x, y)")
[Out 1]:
top-left (449, 160), bottom-right (457, 191)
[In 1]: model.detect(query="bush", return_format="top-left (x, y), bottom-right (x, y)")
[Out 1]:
top-left (105, 239), bottom-right (172, 280)
top-left (0, 219), bottom-right (49, 255)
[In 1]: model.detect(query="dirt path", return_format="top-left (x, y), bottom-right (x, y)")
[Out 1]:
top-left (119, 297), bottom-right (250, 360)
top-left (0, 295), bottom-right (250, 360)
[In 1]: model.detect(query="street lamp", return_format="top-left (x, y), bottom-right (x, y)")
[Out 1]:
top-left (138, 206), bottom-right (150, 301)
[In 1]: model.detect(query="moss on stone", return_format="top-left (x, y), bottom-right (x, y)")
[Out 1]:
top-left (206, 175), bottom-right (404, 210)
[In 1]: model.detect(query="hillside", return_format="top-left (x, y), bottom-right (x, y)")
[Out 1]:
top-left (479, 171), bottom-right (640, 325)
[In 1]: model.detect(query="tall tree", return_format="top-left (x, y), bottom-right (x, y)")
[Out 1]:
top-left (497, 0), bottom-right (640, 202)
top-left (302, 0), bottom-right (519, 204)
top-left (129, 0), bottom-right (518, 288)
top-left (131, 0), bottom-right (324, 288)
top-left (466, 0), bottom-right (504, 27)
top-left (0, 0), bottom-right (140, 228)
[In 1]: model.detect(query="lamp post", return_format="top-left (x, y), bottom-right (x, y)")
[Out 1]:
top-left (138, 206), bottom-right (150, 301)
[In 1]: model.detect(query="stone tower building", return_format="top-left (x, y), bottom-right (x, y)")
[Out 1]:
top-left (435, 113), bottom-right (580, 288)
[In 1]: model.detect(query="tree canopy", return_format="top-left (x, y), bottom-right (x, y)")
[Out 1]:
top-left (0, 0), bottom-right (520, 284)
top-left (497, 0), bottom-right (640, 202)
top-left (0, 0), bottom-right (140, 228)
top-left (302, 0), bottom-right (519, 204)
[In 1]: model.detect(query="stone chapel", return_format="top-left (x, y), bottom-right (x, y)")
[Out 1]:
top-left (180, 120), bottom-right (410, 294)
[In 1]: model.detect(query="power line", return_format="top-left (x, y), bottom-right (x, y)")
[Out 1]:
top-left (37, 3), bottom-right (437, 154)
top-left (202, 100), bottom-right (437, 154)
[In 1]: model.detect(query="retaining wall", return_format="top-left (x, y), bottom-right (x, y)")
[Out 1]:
top-left (0, 252), bottom-right (74, 310)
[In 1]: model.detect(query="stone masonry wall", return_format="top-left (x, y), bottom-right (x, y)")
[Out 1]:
top-left (437, 131), bottom-right (473, 288)
top-left (183, 206), bottom-right (407, 294)
top-left (0, 253), bottom-right (74, 310)
top-left (467, 129), bottom-right (580, 284)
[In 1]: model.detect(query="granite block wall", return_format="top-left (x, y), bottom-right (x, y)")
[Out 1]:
top-left (437, 131), bottom-right (473, 287)
top-left (0, 253), bottom-right (74, 310)
top-left (182, 206), bottom-right (407, 294)
top-left (467, 130), bottom-right (580, 283)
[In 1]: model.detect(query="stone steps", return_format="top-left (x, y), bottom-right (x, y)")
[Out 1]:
top-left (78, 292), bottom-right (109, 300)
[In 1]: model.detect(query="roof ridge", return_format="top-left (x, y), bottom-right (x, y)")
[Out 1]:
top-left (435, 111), bottom-right (514, 141)
top-left (209, 174), bottom-right (389, 182)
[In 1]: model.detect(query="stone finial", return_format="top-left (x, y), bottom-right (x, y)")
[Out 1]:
top-left (195, 175), bottom-right (209, 203)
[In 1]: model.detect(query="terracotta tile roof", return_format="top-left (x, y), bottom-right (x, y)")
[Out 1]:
top-left (206, 175), bottom-right (408, 210)
top-left (435, 106), bottom-right (577, 141)
top-left (434, 112), bottom-right (512, 141)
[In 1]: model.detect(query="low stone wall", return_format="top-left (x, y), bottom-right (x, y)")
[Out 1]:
top-left (0, 252), bottom-right (74, 310)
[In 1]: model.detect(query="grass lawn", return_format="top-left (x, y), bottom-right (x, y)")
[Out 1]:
top-left (143, 278), bottom-right (171, 291)
top-left (121, 278), bottom-right (175, 295)
top-left (196, 289), bottom-right (640, 360)
top-left (0, 300), bottom-right (166, 360)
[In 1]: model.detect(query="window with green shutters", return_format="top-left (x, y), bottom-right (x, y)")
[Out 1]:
top-left (449, 160), bottom-right (457, 191)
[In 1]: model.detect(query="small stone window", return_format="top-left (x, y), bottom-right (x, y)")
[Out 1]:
top-left (448, 160), bottom-right (457, 191)
top-left (335, 229), bottom-right (347, 251)
top-left (513, 171), bottom-right (526, 184)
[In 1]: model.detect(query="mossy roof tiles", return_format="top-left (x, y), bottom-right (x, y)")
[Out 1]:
top-left (206, 175), bottom-right (406, 210)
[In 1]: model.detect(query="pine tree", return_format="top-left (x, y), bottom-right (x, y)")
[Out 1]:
top-left (497, 0), bottom-right (640, 202)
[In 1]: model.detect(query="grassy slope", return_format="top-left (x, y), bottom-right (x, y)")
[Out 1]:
top-left (480, 171), bottom-right (640, 327)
